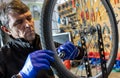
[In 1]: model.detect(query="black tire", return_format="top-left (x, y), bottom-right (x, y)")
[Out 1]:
top-left (40, 0), bottom-right (118, 78)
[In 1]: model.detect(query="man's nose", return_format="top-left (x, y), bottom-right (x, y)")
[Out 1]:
top-left (24, 20), bottom-right (30, 28)
top-left (25, 23), bottom-right (30, 28)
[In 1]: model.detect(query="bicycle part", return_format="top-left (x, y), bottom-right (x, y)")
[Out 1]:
top-left (97, 24), bottom-right (107, 78)
top-left (40, 0), bottom-right (118, 78)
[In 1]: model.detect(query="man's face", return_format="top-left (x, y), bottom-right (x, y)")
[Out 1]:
top-left (8, 11), bottom-right (35, 42)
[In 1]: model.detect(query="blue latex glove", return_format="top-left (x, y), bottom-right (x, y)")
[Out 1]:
top-left (19, 50), bottom-right (54, 78)
top-left (57, 41), bottom-right (78, 60)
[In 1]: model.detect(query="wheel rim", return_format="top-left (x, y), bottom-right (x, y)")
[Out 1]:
top-left (40, 0), bottom-right (118, 78)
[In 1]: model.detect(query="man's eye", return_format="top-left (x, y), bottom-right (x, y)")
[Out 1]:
top-left (15, 20), bottom-right (23, 25)
top-left (27, 16), bottom-right (32, 21)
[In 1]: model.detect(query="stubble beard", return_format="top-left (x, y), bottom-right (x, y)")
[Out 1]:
top-left (25, 30), bottom-right (35, 42)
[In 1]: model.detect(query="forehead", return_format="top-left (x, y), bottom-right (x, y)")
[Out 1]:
top-left (8, 11), bottom-right (32, 20)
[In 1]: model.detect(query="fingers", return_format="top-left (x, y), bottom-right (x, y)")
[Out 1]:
top-left (59, 46), bottom-right (71, 53)
top-left (37, 53), bottom-right (55, 62)
top-left (34, 64), bottom-right (50, 70)
top-left (69, 49), bottom-right (78, 59)
top-left (32, 50), bottom-right (54, 56)
top-left (32, 59), bottom-right (51, 70)
top-left (57, 41), bottom-right (79, 60)
top-left (30, 50), bottom-right (55, 62)
top-left (58, 41), bottom-right (75, 53)
top-left (19, 50), bottom-right (55, 78)
top-left (64, 44), bottom-right (74, 52)
top-left (32, 59), bottom-right (50, 66)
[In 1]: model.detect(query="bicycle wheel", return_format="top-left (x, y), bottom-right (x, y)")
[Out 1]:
top-left (40, 0), bottom-right (118, 78)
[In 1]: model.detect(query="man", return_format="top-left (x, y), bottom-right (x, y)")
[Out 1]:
top-left (0, 0), bottom-right (81, 78)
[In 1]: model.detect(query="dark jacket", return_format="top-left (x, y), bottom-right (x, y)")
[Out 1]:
top-left (0, 34), bottom-right (54, 78)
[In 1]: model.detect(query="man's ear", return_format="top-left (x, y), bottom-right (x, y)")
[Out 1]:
top-left (1, 26), bottom-right (11, 35)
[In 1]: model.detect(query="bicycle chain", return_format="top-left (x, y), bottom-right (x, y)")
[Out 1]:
top-left (97, 24), bottom-right (108, 78)
top-left (81, 36), bottom-right (92, 77)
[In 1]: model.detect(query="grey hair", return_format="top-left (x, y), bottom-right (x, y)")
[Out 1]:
top-left (0, 0), bottom-right (29, 28)
top-left (0, 2), bottom-right (9, 27)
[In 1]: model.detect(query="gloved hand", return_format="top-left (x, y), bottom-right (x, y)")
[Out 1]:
top-left (57, 41), bottom-right (79, 60)
top-left (19, 50), bottom-right (54, 78)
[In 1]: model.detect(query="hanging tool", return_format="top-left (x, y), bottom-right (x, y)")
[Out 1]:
top-left (72, 0), bottom-right (75, 8)
top-left (90, 8), bottom-right (95, 22)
